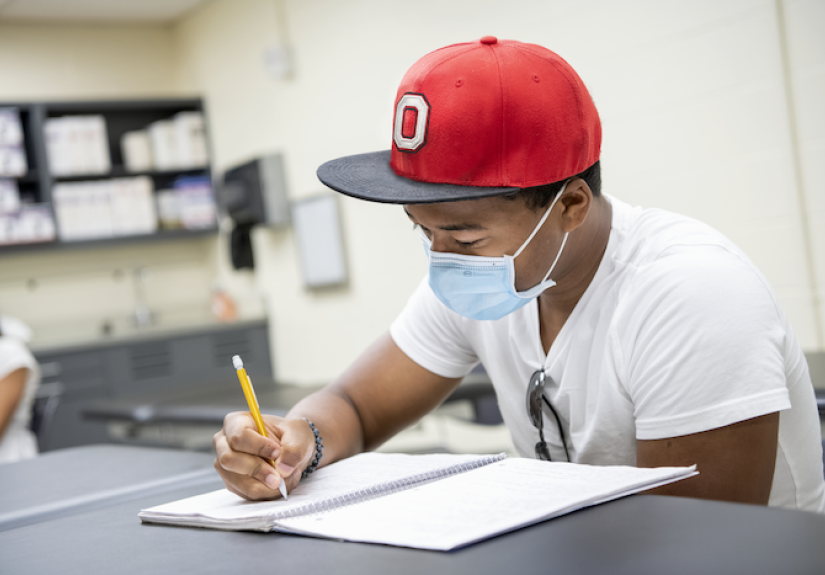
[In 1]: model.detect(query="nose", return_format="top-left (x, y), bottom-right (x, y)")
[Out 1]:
top-left (420, 229), bottom-right (450, 253)
top-left (429, 234), bottom-right (452, 253)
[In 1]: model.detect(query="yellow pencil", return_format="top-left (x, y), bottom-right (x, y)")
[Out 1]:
top-left (232, 354), bottom-right (288, 500)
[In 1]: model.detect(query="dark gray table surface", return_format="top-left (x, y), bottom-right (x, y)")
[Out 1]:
top-left (2, 446), bottom-right (825, 575)
top-left (0, 444), bottom-right (216, 531)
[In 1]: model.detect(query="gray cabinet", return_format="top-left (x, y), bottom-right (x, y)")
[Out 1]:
top-left (33, 319), bottom-right (271, 451)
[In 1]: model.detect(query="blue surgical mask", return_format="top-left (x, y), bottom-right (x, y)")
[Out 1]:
top-left (422, 183), bottom-right (569, 321)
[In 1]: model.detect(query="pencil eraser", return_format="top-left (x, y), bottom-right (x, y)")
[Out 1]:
top-left (232, 355), bottom-right (243, 370)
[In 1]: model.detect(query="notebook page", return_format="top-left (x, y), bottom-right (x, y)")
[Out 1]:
top-left (140, 452), bottom-right (501, 526)
top-left (276, 458), bottom-right (697, 550)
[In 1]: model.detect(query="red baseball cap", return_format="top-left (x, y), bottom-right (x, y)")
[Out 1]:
top-left (317, 36), bottom-right (601, 204)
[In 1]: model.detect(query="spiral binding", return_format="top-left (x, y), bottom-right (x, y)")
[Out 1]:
top-left (270, 453), bottom-right (506, 521)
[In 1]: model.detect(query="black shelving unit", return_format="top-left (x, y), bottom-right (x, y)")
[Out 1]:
top-left (0, 98), bottom-right (218, 253)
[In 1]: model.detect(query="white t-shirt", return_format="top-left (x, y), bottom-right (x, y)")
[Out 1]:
top-left (391, 195), bottom-right (825, 512)
top-left (0, 335), bottom-right (40, 463)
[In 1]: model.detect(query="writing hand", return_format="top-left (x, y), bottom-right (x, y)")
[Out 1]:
top-left (213, 412), bottom-right (314, 501)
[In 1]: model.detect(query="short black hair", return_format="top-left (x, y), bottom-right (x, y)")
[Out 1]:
top-left (504, 160), bottom-right (601, 210)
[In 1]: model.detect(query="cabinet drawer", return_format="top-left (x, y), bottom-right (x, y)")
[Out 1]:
top-left (35, 351), bottom-right (106, 394)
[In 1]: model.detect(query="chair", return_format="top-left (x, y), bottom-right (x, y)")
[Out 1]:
top-left (29, 382), bottom-right (63, 451)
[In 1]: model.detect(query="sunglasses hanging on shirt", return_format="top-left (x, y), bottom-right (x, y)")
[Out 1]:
top-left (526, 369), bottom-right (571, 462)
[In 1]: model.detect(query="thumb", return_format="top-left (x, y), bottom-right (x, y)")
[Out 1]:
top-left (274, 419), bottom-right (314, 480)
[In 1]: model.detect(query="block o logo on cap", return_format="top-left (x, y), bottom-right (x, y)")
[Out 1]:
top-left (393, 93), bottom-right (429, 153)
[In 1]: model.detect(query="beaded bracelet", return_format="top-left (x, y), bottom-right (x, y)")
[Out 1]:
top-left (301, 418), bottom-right (323, 480)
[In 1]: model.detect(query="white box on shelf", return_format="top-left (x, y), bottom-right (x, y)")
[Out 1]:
top-left (79, 116), bottom-right (111, 174)
top-left (21, 204), bottom-right (56, 243)
top-left (121, 130), bottom-right (154, 172)
top-left (54, 177), bottom-right (159, 240)
top-left (53, 180), bottom-right (115, 241)
top-left (174, 112), bottom-right (209, 169)
top-left (0, 203), bottom-right (56, 245)
top-left (0, 108), bottom-right (23, 147)
top-left (44, 115), bottom-right (111, 176)
top-left (88, 181), bottom-right (115, 238)
top-left (148, 119), bottom-right (178, 171)
top-left (0, 179), bottom-right (20, 214)
top-left (175, 176), bottom-right (216, 230)
top-left (156, 188), bottom-right (182, 229)
top-left (110, 176), bottom-right (157, 236)
top-left (0, 146), bottom-right (27, 177)
top-left (0, 108), bottom-right (27, 177)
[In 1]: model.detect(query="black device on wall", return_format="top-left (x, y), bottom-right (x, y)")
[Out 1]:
top-left (219, 153), bottom-right (290, 269)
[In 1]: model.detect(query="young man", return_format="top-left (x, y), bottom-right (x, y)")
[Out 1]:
top-left (214, 37), bottom-right (825, 511)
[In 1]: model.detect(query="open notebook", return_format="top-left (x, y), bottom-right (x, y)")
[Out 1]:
top-left (140, 452), bottom-right (697, 551)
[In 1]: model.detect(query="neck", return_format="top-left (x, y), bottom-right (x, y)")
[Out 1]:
top-left (537, 195), bottom-right (612, 317)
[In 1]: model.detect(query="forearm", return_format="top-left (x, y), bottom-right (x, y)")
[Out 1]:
top-left (284, 333), bottom-right (462, 470)
top-left (0, 369), bottom-right (27, 440)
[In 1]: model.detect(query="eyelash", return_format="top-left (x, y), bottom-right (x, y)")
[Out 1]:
top-left (456, 239), bottom-right (479, 248)
top-left (412, 223), bottom-right (479, 248)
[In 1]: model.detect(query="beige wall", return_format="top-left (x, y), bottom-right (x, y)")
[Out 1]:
top-left (0, 0), bottom-right (822, 385)
top-left (0, 22), bottom-right (178, 100)
top-left (177, 0), bottom-right (825, 384)
top-left (0, 21), bottom-right (227, 345)
top-left (782, 0), bottom-right (825, 345)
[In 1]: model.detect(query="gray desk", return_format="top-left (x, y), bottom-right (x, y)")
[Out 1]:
top-left (0, 445), bottom-right (215, 532)
top-left (2, 446), bottom-right (825, 575)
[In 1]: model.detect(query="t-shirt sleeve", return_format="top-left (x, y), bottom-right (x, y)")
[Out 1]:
top-left (390, 277), bottom-right (479, 379)
top-left (616, 245), bottom-right (792, 440)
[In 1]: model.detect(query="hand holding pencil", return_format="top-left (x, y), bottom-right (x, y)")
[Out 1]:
top-left (232, 355), bottom-right (289, 500)
top-left (212, 356), bottom-right (319, 501)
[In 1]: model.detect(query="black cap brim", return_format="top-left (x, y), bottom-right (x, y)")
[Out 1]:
top-left (317, 150), bottom-right (520, 205)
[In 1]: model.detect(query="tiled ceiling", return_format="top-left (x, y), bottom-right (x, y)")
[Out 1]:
top-left (0, 0), bottom-right (209, 23)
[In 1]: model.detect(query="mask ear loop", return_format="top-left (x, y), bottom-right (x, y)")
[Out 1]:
top-left (512, 180), bottom-right (569, 259)
top-left (511, 182), bottom-right (570, 285)
top-left (539, 233), bottom-right (569, 283)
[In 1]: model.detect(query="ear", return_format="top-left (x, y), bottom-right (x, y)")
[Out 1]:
top-left (558, 178), bottom-right (592, 233)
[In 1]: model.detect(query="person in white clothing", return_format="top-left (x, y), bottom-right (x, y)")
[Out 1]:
top-left (212, 37), bottom-right (825, 512)
top-left (0, 316), bottom-right (40, 463)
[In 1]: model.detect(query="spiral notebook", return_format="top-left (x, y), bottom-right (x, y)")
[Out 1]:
top-left (139, 452), bottom-right (697, 551)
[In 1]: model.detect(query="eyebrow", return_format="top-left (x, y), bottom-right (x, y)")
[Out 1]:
top-left (403, 208), bottom-right (486, 232)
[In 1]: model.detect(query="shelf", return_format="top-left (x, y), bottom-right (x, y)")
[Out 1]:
top-left (51, 166), bottom-right (210, 183)
top-left (0, 98), bottom-right (217, 254)
top-left (0, 226), bottom-right (218, 255)
top-left (0, 170), bottom-right (39, 183)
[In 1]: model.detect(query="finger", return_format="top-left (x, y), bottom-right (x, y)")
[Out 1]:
top-left (223, 411), bottom-right (281, 460)
top-left (213, 458), bottom-right (282, 502)
top-left (275, 419), bottom-right (315, 483)
top-left (213, 431), bottom-right (283, 495)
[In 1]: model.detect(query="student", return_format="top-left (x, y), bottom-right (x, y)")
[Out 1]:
top-left (0, 315), bottom-right (40, 463)
top-left (214, 37), bottom-right (825, 511)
